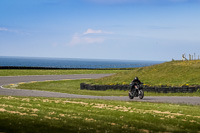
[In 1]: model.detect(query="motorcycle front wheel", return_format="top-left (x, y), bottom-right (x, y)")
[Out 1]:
top-left (138, 90), bottom-right (144, 99)
top-left (128, 91), bottom-right (134, 99)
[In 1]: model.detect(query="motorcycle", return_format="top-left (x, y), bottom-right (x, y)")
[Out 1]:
top-left (129, 82), bottom-right (144, 99)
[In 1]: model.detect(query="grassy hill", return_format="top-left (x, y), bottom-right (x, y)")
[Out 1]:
top-left (94, 60), bottom-right (200, 86)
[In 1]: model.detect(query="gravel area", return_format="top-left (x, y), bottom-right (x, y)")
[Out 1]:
top-left (0, 74), bottom-right (200, 105)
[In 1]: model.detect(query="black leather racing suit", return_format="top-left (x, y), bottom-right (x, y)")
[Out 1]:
top-left (130, 79), bottom-right (141, 92)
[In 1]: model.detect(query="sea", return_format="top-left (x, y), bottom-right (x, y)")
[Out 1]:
top-left (0, 56), bottom-right (164, 69)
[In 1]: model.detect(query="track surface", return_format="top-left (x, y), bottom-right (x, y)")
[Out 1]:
top-left (0, 74), bottom-right (200, 105)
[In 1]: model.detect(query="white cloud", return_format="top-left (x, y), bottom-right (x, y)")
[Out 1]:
top-left (68, 28), bottom-right (112, 46)
top-left (83, 28), bottom-right (113, 35)
top-left (69, 33), bottom-right (104, 46)
top-left (69, 34), bottom-right (82, 45)
top-left (0, 27), bottom-right (8, 32)
top-left (0, 27), bottom-right (22, 34)
top-left (83, 29), bottom-right (103, 35)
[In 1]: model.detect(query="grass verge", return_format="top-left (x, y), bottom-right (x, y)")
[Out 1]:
top-left (0, 69), bottom-right (125, 76)
top-left (5, 79), bottom-right (200, 96)
top-left (0, 96), bottom-right (200, 133)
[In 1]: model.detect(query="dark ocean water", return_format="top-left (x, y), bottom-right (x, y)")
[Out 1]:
top-left (0, 56), bottom-right (164, 69)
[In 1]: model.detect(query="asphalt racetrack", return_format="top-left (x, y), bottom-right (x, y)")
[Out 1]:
top-left (0, 74), bottom-right (200, 105)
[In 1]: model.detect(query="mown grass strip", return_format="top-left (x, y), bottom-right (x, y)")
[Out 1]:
top-left (0, 96), bottom-right (200, 133)
top-left (5, 79), bottom-right (127, 96)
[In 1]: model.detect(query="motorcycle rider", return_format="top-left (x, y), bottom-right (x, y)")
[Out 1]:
top-left (130, 77), bottom-right (141, 93)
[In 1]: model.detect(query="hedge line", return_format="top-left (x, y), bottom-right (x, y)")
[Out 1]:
top-left (80, 83), bottom-right (200, 93)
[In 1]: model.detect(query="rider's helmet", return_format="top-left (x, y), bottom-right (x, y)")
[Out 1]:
top-left (134, 77), bottom-right (138, 80)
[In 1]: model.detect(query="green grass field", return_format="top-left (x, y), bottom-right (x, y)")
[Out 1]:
top-left (0, 96), bottom-right (200, 133)
top-left (1, 61), bottom-right (200, 132)
top-left (0, 69), bottom-right (125, 76)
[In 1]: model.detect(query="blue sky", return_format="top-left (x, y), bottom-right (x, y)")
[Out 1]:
top-left (0, 0), bottom-right (200, 61)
